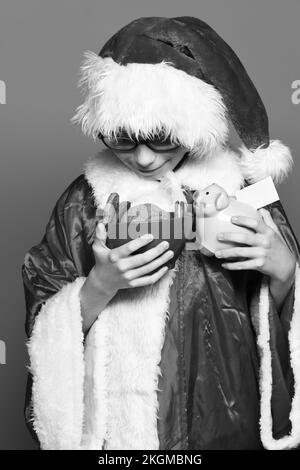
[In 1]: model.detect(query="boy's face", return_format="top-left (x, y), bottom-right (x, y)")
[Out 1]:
top-left (100, 129), bottom-right (188, 180)
top-left (113, 145), bottom-right (188, 180)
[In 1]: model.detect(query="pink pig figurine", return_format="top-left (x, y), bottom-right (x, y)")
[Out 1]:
top-left (193, 183), bottom-right (261, 255)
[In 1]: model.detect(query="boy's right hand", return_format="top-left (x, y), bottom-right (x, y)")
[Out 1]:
top-left (91, 222), bottom-right (174, 294)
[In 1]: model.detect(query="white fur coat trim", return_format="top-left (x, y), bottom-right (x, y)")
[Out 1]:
top-left (258, 263), bottom-right (300, 449)
top-left (81, 265), bottom-right (179, 449)
top-left (27, 261), bottom-right (178, 450)
top-left (71, 52), bottom-right (228, 158)
top-left (84, 147), bottom-right (245, 214)
top-left (27, 276), bottom-right (86, 450)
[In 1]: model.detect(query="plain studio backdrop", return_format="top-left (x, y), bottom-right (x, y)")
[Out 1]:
top-left (0, 0), bottom-right (299, 450)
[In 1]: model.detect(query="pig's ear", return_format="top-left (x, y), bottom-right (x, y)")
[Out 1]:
top-left (215, 192), bottom-right (229, 211)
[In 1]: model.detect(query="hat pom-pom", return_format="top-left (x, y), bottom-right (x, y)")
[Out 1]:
top-left (239, 139), bottom-right (293, 184)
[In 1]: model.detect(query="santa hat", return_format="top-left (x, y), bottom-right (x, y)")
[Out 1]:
top-left (71, 16), bottom-right (293, 184)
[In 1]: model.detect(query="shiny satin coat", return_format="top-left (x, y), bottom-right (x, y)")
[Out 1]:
top-left (22, 174), bottom-right (299, 449)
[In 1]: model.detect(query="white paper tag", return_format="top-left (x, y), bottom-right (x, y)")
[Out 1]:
top-left (235, 176), bottom-right (279, 209)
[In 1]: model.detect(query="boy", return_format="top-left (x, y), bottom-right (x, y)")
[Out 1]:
top-left (23, 16), bottom-right (300, 450)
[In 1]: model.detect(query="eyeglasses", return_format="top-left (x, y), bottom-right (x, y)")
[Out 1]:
top-left (98, 131), bottom-right (180, 153)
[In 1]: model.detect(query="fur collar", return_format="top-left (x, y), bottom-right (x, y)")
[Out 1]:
top-left (84, 146), bottom-right (245, 212)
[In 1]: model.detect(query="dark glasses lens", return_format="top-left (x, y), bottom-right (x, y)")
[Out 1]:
top-left (102, 135), bottom-right (136, 151)
top-left (147, 137), bottom-right (179, 152)
top-left (99, 131), bottom-right (180, 152)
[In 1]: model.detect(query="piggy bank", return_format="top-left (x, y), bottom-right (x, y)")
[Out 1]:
top-left (98, 192), bottom-right (194, 274)
top-left (193, 183), bottom-right (261, 254)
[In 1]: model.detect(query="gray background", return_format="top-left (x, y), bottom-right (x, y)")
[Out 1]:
top-left (0, 0), bottom-right (299, 449)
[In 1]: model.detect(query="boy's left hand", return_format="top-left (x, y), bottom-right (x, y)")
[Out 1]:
top-left (215, 208), bottom-right (296, 284)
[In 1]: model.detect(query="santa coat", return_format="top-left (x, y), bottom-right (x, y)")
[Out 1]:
top-left (22, 146), bottom-right (300, 450)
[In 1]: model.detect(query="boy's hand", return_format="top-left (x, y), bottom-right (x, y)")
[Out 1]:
top-left (91, 222), bottom-right (174, 293)
top-left (214, 208), bottom-right (296, 285)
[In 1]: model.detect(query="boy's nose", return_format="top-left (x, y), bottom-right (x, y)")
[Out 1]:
top-left (134, 145), bottom-right (157, 169)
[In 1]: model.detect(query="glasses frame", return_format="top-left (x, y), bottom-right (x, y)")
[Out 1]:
top-left (98, 132), bottom-right (181, 153)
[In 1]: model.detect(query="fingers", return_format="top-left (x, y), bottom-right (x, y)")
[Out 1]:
top-left (93, 222), bottom-right (108, 248)
top-left (116, 240), bottom-right (170, 271)
top-left (217, 229), bottom-right (275, 249)
top-left (124, 249), bottom-right (174, 280)
top-left (92, 222), bottom-right (112, 266)
top-left (108, 233), bottom-right (154, 261)
top-left (217, 230), bottom-right (257, 246)
top-left (221, 258), bottom-right (265, 270)
top-left (215, 246), bottom-right (265, 259)
top-left (258, 208), bottom-right (285, 242)
top-left (103, 192), bottom-right (119, 223)
top-left (230, 214), bottom-right (267, 234)
top-left (127, 265), bottom-right (169, 288)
